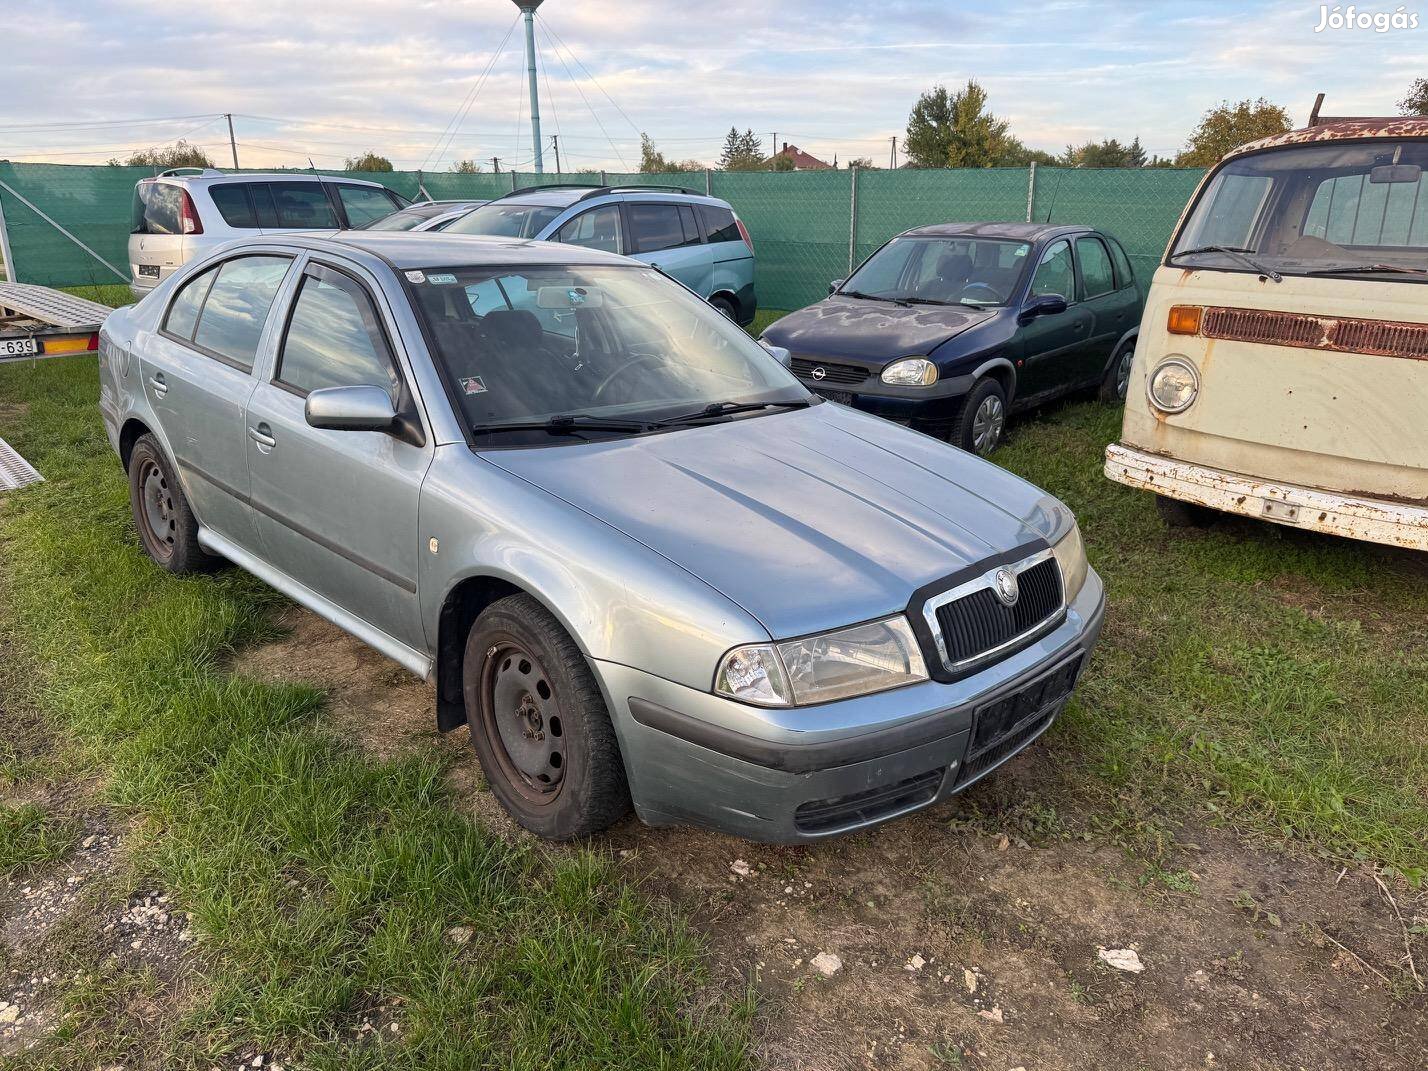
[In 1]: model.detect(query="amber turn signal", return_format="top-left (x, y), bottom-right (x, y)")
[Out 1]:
top-left (1167, 305), bottom-right (1203, 336)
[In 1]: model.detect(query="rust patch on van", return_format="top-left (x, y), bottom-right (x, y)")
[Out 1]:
top-left (1228, 118), bottom-right (1428, 160)
top-left (1199, 307), bottom-right (1428, 361)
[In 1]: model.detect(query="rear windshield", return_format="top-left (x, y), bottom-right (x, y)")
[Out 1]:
top-left (445, 202), bottom-right (562, 238)
top-left (130, 182), bottom-right (183, 235)
top-left (1170, 139), bottom-right (1428, 281)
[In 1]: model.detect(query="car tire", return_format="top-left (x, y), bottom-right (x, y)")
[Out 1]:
top-left (1099, 336), bottom-right (1137, 403)
top-left (127, 434), bottom-right (218, 573)
top-left (709, 295), bottom-right (738, 321)
top-left (462, 593), bottom-right (631, 840)
top-left (953, 377), bottom-right (1007, 456)
top-left (1155, 494), bottom-right (1217, 528)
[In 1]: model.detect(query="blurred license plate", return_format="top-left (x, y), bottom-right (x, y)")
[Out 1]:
top-left (813, 388), bottom-right (854, 405)
top-left (1, 337), bottom-right (38, 357)
top-left (137, 264), bottom-right (160, 278)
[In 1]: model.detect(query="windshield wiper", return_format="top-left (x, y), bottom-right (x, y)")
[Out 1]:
top-left (471, 414), bottom-right (654, 436)
top-left (1174, 244), bottom-right (1283, 283)
top-left (1302, 262), bottom-right (1428, 277)
top-left (840, 289), bottom-right (911, 307)
top-left (901, 296), bottom-right (955, 306)
top-left (656, 399), bottom-right (813, 426)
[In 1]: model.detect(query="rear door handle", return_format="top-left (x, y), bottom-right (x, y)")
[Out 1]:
top-left (147, 372), bottom-right (168, 397)
top-left (248, 422), bottom-right (276, 449)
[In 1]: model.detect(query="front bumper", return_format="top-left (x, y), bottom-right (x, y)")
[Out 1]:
top-left (800, 373), bottom-right (975, 431)
top-left (1105, 442), bottom-right (1428, 551)
top-left (600, 569), bottom-right (1105, 843)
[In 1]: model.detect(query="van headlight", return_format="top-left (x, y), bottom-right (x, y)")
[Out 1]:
top-left (1148, 357), bottom-right (1198, 414)
top-left (1050, 521), bottom-right (1089, 602)
top-left (715, 616), bottom-right (928, 707)
top-left (881, 357), bottom-right (938, 386)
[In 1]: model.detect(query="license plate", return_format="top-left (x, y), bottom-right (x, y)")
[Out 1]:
top-left (813, 388), bottom-right (855, 405)
top-left (137, 264), bottom-right (161, 279)
top-left (0, 337), bottom-right (39, 357)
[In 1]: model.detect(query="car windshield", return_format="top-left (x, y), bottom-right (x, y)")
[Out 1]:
top-left (1169, 140), bottom-right (1428, 280)
top-left (364, 204), bottom-right (449, 231)
top-left (841, 236), bottom-right (1032, 306)
top-left (408, 264), bottom-right (810, 441)
top-left (444, 202), bottom-right (563, 238)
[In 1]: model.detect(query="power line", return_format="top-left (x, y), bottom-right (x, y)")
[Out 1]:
top-left (0, 112), bottom-right (222, 134)
top-left (537, 21), bottom-right (627, 170)
top-left (540, 19), bottom-right (642, 139)
top-left (420, 12), bottom-right (521, 171)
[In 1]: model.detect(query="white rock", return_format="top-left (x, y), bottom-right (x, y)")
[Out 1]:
top-left (811, 952), bottom-right (843, 977)
top-left (446, 925), bottom-right (475, 946)
top-left (977, 1006), bottom-right (1004, 1023)
top-left (0, 1006), bottom-right (19, 1024)
top-left (730, 860), bottom-right (752, 877)
top-left (1097, 947), bottom-right (1145, 973)
top-left (964, 968), bottom-right (978, 993)
top-left (906, 954), bottom-right (926, 971)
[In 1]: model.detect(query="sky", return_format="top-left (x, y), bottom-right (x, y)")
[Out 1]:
top-left (3, 0), bottom-right (1423, 172)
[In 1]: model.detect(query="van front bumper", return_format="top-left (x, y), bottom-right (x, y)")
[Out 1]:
top-left (600, 569), bottom-right (1104, 843)
top-left (1106, 442), bottom-right (1428, 551)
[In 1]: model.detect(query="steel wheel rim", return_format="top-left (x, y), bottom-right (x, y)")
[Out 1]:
top-left (971, 395), bottom-right (1004, 454)
top-left (481, 642), bottom-right (566, 805)
top-left (1115, 345), bottom-right (1134, 400)
top-left (138, 458), bottom-right (177, 558)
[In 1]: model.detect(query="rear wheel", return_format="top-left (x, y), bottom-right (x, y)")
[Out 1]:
top-left (127, 434), bottom-right (217, 573)
top-left (462, 594), bottom-right (631, 840)
top-left (953, 378), bottom-right (1007, 456)
top-left (1099, 336), bottom-right (1137, 403)
top-left (1155, 494), bottom-right (1217, 528)
top-left (709, 295), bottom-right (737, 321)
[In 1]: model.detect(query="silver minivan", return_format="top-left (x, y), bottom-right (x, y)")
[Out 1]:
top-left (128, 169), bottom-right (407, 294)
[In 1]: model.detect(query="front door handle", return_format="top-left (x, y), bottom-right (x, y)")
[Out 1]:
top-left (248, 422), bottom-right (276, 449)
top-left (147, 372), bottom-right (168, 397)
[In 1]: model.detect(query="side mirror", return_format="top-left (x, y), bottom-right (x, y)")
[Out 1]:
top-left (829, 279), bottom-right (845, 295)
top-left (305, 384), bottom-right (398, 432)
top-left (760, 340), bottom-right (792, 367)
top-left (1020, 293), bottom-right (1068, 322)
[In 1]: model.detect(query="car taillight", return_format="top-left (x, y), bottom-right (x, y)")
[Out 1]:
top-left (180, 190), bottom-right (203, 235)
top-left (735, 216), bottom-right (754, 253)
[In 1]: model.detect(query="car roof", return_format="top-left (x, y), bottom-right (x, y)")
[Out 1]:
top-left (1226, 117), bottom-right (1428, 161)
top-left (229, 231), bottom-right (637, 269)
top-left (485, 184), bottom-right (726, 210)
top-left (898, 221), bottom-right (1088, 241)
top-left (139, 170), bottom-right (386, 188)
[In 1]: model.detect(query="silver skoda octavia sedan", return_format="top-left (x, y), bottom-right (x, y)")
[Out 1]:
top-left (97, 232), bottom-right (1104, 842)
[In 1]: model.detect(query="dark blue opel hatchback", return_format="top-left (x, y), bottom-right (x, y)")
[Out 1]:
top-left (759, 222), bottom-right (1144, 454)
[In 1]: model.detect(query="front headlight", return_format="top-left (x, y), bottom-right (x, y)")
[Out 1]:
top-left (1148, 357), bottom-right (1199, 413)
top-left (881, 357), bottom-right (938, 386)
top-left (1050, 521), bottom-right (1089, 602)
top-left (715, 616), bottom-right (928, 707)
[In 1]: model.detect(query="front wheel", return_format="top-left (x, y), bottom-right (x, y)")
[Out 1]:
top-left (1099, 336), bottom-right (1137, 403)
top-left (462, 594), bottom-right (631, 840)
top-left (1156, 494), bottom-right (1218, 529)
top-left (953, 378), bottom-right (1007, 456)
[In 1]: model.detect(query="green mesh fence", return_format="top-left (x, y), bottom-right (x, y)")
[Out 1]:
top-left (0, 161), bottom-right (1207, 308)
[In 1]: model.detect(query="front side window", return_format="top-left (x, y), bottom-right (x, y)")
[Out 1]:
top-left (408, 264), bottom-right (807, 442)
top-left (556, 206), bottom-right (621, 252)
top-left (190, 256), bottom-right (293, 370)
top-left (337, 184), bottom-right (400, 228)
top-left (277, 267), bottom-right (399, 397)
top-left (842, 236), bottom-right (1030, 307)
top-left (1030, 239), bottom-right (1075, 301)
top-left (445, 202), bottom-right (562, 238)
top-left (1170, 139), bottom-right (1428, 280)
top-left (627, 204), bottom-right (690, 254)
top-left (1076, 236), bottom-right (1115, 298)
top-left (266, 182), bottom-right (339, 229)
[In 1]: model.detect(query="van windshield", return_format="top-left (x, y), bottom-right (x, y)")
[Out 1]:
top-left (1170, 140), bottom-right (1428, 281)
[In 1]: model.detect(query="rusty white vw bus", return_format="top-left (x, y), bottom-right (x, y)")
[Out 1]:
top-left (1106, 114), bottom-right (1428, 550)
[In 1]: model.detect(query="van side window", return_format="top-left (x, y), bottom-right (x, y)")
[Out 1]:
top-left (556, 206), bottom-right (621, 253)
top-left (627, 204), bottom-right (691, 254)
top-left (266, 183), bottom-right (340, 229)
top-left (190, 256), bottom-right (293, 371)
top-left (698, 205), bottom-right (740, 244)
top-left (209, 185), bottom-right (257, 228)
top-left (277, 267), bottom-right (400, 398)
top-left (1030, 239), bottom-right (1075, 301)
top-left (679, 205), bottom-right (702, 246)
top-left (1076, 237), bottom-right (1115, 298)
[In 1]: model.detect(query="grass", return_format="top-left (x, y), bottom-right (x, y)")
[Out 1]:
top-left (0, 802), bottom-right (78, 875)
top-left (0, 345), bottom-right (751, 1065)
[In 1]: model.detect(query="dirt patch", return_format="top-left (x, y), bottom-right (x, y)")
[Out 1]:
top-left (233, 609), bottom-right (1428, 1071)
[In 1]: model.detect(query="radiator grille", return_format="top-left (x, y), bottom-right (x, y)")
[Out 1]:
top-left (933, 557), bottom-right (1063, 668)
top-left (1201, 306), bottom-right (1428, 361)
top-left (790, 357), bottom-right (869, 385)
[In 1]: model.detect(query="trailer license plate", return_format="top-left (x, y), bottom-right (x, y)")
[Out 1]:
top-left (138, 264), bottom-right (160, 278)
top-left (1, 338), bottom-right (38, 357)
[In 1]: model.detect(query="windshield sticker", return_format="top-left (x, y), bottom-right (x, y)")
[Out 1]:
top-left (404, 270), bottom-right (426, 284)
top-left (428, 272), bottom-right (458, 285)
top-left (1014, 244), bottom-right (1029, 257)
top-left (460, 376), bottom-right (488, 396)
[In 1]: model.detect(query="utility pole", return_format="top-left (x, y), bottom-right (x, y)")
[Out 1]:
top-left (492, 157), bottom-right (501, 173)
top-left (889, 136), bottom-right (897, 170)
top-left (769, 132), bottom-right (777, 171)
top-left (513, 1), bottom-right (546, 174)
top-left (551, 134), bottom-right (561, 173)
top-left (225, 113), bottom-right (239, 169)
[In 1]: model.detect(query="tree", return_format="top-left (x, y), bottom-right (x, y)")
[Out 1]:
top-left (1060, 138), bottom-right (1150, 168)
top-left (345, 151), bottom-right (393, 171)
top-left (1175, 98), bottom-right (1290, 166)
top-left (1126, 136), bottom-right (1148, 168)
top-left (1401, 78), bottom-right (1428, 115)
top-left (718, 127), bottom-right (764, 171)
top-left (997, 137), bottom-right (1057, 167)
top-left (639, 134), bottom-right (703, 173)
top-left (770, 153), bottom-right (796, 171)
top-left (905, 81), bottom-right (1011, 168)
top-left (111, 140), bottom-right (215, 168)
top-left (451, 159), bottom-right (482, 173)
top-left (846, 156), bottom-right (875, 169)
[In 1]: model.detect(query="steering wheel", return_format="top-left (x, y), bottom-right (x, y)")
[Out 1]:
top-left (592, 351), bottom-right (668, 401)
top-left (959, 282), bottom-right (1003, 304)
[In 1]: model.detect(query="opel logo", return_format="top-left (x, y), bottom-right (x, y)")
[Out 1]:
top-left (993, 567), bottom-right (1019, 607)
top-left (811, 366), bottom-right (827, 380)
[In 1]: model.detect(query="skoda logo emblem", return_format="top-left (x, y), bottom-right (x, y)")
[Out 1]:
top-left (811, 366), bottom-right (827, 380)
top-left (993, 567), bottom-right (1019, 607)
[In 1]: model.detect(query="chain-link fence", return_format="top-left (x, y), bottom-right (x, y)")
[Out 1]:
top-left (0, 161), bottom-right (1207, 310)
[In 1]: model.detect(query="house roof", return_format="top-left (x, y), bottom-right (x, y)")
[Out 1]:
top-left (768, 142), bottom-right (832, 170)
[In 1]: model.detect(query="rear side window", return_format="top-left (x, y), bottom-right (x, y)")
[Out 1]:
top-left (265, 182), bottom-right (339, 229)
top-left (1107, 238), bottom-right (1135, 289)
top-left (556, 205), bottom-right (622, 253)
top-left (336, 184), bottom-right (400, 228)
top-left (186, 256), bottom-right (292, 370)
top-left (277, 267), bottom-right (399, 398)
top-left (209, 184), bottom-right (258, 228)
top-left (679, 205), bottom-right (702, 246)
top-left (163, 267), bottom-right (217, 339)
top-left (1076, 236), bottom-right (1115, 298)
top-left (626, 204), bottom-right (690, 254)
top-left (130, 182), bottom-right (183, 235)
top-left (698, 204), bottom-right (740, 244)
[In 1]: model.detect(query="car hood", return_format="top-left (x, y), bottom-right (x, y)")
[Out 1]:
top-left (484, 403), bottom-right (1065, 639)
top-left (761, 296), bottom-right (993, 362)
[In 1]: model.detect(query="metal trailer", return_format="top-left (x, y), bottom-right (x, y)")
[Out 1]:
top-left (0, 283), bottom-right (110, 364)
